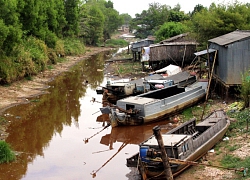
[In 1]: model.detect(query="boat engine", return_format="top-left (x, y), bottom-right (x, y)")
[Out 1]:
top-left (140, 146), bottom-right (161, 162)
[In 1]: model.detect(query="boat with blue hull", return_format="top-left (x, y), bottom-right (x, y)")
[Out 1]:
top-left (126, 109), bottom-right (230, 179)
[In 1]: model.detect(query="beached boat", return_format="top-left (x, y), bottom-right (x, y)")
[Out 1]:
top-left (126, 109), bottom-right (230, 178)
top-left (102, 81), bottom-right (207, 127)
top-left (96, 70), bottom-right (196, 104)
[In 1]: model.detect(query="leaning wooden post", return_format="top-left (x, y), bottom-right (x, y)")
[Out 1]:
top-left (153, 126), bottom-right (174, 180)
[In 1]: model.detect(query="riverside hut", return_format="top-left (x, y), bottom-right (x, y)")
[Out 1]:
top-left (195, 30), bottom-right (250, 99)
top-left (148, 33), bottom-right (198, 70)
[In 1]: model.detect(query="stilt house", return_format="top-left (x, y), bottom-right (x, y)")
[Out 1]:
top-left (195, 30), bottom-right (250, 98)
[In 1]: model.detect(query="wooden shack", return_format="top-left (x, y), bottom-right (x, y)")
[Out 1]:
top-left (131, 39), bottom-right (154, 61)
top-left (149, 33), bottom-right (198, 69)
top-left (195, 30), bottom-right (250, 99)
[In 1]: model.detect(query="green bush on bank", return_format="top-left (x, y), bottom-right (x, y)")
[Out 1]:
top-left (0, 37), bottom-right (85, 84)
top-left (64, 38), bottom-right (85, 55)
top-left (104, 39), bottom-right (128, 47)
top-left (240, 70), bottom-right (250, 108)
top-left (0, 141), bottom-right (15, 163)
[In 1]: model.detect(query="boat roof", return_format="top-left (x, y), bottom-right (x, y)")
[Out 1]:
top-left (146, 79), bottom-right (173, 83)
top-left (118, 96), bottom-right (157, 104)
top-left (142, 134), bottom-right (191, 146)
top-left (185, 81), bottom-right (208, 91)
top-left (108, 82), bottom-right (132, 87)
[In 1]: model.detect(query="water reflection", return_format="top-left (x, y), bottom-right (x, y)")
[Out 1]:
top-left (99, 115), bottom-right (172, 150)
top-left (0, 49), bottom-right (175, 180)
top-left (0, 51), bottom-right (112, 180)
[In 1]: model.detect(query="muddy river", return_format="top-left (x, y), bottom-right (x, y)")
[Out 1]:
top-left (0, 51), bottom-right (172, 180)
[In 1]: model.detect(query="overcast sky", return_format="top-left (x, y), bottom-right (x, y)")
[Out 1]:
top-left (111, 0), bottom-right (250, 17)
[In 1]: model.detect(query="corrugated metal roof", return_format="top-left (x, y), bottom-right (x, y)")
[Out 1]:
top-left (150, 42), bottom-right (197, 48)
top-left (160, 33), bottom-right (189, 43)
top-left (209, 30), bottom-right (250, 46)
top-left (194, 49), bottom-right (216, 56)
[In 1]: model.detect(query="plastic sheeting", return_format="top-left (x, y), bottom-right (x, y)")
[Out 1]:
top-left (154, 64), bottom-right (181, 76)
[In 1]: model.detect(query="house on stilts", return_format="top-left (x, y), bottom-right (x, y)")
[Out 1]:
top-left (194, 30), bottom-right (250, 99)
top-left (142, 33), bottom-right (198, 71)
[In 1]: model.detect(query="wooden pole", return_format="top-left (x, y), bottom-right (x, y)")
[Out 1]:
top-left (200, 50), bottom-right (217, 121)
top-left (206, 45), bottom-right (210, 80)
top-left (205, 50), bottom-right (217, 101)
top-left (153, 126), bottom-right (174, 180)
top-left (182, 44), bottom-right (187, 68)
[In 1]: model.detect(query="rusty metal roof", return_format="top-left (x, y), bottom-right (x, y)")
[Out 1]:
top-left (209, 30), bottom-right (250, 46)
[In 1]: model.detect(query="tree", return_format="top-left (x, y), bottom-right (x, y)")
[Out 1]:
top-left (0, 0), bottom-right (22, 53)
top-left (79, 4), bottom-right (104, 45)
top-left (190, 2), bottom-right (250, 47)
top-left (79, 0), bottom-right (122, 43)
top-left (155, 22), bottom-right (188, 42)
top-left (130, 2), bottom-right (188, 39)
top-left (102, 8), bottom-right (122, 41)
top-left (120, 13), bottom-right (132, 26)
top-left (190, 4), bottom-right (206, 17)
top-left (64, 0), bottom-right (80, 37)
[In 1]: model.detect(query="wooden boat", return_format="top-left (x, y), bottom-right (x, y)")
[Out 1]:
top-left (97, 71), bottom-right (196, 104)
top-left (104, 81), bottom-right (207, 127)
top-left (126, 109), bottom-right (230, 178)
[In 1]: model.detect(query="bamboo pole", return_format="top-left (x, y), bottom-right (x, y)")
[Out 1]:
top-left (200, 50), bottom-right (217, 121)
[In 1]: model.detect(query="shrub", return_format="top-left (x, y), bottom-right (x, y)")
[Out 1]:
top-left (0, 141), bottom-right (15, 163)
top-left (240, 70), bottom-right (250, 108)
top-left (64, 38), bottom-right (85, 55)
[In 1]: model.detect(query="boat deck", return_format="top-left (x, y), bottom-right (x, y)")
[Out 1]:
top-left (118, 96), bottom-right (157, 104)
top-left (142, 134), bottom-right (191, 146)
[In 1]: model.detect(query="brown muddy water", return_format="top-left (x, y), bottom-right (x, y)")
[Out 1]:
top-left (0, 51), bottom-right (173, 180)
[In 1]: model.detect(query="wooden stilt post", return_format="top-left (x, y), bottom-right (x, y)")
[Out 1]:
top-left (200, 50), bottom-right (217, 121)
top-left (153, 126), bottom-right (174, 180)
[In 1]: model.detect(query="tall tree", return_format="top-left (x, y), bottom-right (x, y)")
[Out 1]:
top-left (191, 2), bottom-right (250, 47)
top-left (120, 13), bottom-right (132, 27)
top-left (0, 0), bottom-right (22, 53)
top-left (130, 3), bottom-right (188, 39)
top-left (64, 0), bottom-right (80, 37)
top-left (155, 22), bottom-right (188, 42)
top-left (79, 4), bottom-right (104, 45)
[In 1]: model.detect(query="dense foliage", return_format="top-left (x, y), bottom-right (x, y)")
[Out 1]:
top-left (190, 2), bottom-right (250, 47)
top-left (129, 1), bottom-right (250, 48)
top-left (0, 0), bottom-right (124, 84)
top-left (130, 3), bottom-right (189, 39)
top-left (240, 70), bottom-right (250, 108)
top-left (155, 22), bottom-right (188, 42)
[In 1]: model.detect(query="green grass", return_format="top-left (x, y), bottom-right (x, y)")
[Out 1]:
top-left (104, 39), bottom-right (129, 48)
top-left (0, 117), bottom-right (7, 125)
top-left (221, 155), bottom-right (250, 178)
top-left (47, 65), bottom-right (54, 70)
top-left (0, 141), bottom-right (15, 163)
top-left (114, 61), bottom-right (142, 76)
top-left (227, 109), bottom-right (250, 137)
top-left (30, 99), bottom-right (40, 102)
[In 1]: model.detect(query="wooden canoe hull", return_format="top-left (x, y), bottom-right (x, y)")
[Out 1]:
top-left (143, 119), bottom-right (230, 178)
top-left (126, 110), bottom-right (230, 179)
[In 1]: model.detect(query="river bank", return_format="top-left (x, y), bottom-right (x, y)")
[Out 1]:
top-left (0, 47), bottom-right (112, 140)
